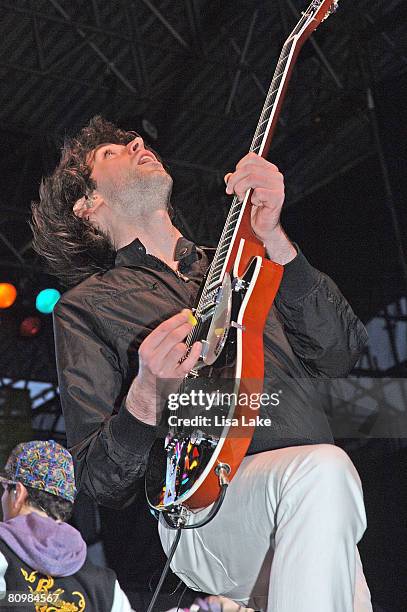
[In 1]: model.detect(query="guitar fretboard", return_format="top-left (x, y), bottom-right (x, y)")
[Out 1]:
top-left (195, 37), bottom-right (297, 314)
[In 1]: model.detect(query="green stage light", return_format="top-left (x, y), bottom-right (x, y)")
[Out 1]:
top-left (35, 288), bottom-right (61, 314)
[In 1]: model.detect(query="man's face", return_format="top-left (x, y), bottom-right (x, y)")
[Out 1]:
top-left (87, 136), bottom-right (173, 216)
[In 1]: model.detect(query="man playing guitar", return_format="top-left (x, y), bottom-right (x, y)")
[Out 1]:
top-left (31, 112), bottom-right (372, 610)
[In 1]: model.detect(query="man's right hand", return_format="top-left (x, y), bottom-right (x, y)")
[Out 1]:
top-left (125, 309), bottom-right (202, 425)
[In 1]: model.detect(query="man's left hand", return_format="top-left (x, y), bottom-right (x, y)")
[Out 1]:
top-left (224, 152), bottom-right (296, 264)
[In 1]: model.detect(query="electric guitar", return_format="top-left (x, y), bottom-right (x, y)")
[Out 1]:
top-left (146, 0), bottom-right (339, 513)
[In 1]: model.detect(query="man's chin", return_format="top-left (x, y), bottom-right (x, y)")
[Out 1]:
top-left (153, 169), bottom-right (173, 188)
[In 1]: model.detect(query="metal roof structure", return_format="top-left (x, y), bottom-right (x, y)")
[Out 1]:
top-left (1, 0), bottom-right (406, 250)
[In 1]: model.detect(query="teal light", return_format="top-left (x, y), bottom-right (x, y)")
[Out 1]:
top-left (35, 288), bottom-right (61, 314)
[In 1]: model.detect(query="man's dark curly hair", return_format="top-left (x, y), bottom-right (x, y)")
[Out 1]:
top-left (31, 115), bottom-right (157, 288)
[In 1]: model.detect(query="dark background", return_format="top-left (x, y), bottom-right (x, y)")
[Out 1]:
top-left (0, 1), bottom-right (406, 610)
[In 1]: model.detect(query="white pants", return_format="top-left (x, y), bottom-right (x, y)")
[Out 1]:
top-left (159, 444), bottom-right (373, 612)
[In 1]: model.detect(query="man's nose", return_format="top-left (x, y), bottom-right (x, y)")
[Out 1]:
top-left (126, 136), bottom-right (144, 155)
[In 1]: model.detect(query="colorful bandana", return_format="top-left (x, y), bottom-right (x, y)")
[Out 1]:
top-left (0, 440), bottom-right (76, 503)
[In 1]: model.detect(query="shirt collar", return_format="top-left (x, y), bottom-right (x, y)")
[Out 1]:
top-left (114, 236), bottom-right (199, 271)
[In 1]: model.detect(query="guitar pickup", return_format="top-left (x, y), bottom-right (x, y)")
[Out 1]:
top-left (200, 340), bottom-right (210, 359)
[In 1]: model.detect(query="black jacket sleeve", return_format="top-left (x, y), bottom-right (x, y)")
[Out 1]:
top-left (274, 249), bottom-right (368, 377)
top-left (53, 297), bottom-right (157, 508)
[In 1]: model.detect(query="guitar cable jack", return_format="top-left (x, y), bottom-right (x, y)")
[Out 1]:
top-left (215, 462), bottom-right (231, 486)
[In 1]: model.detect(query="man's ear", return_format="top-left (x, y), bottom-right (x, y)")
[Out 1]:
top-left (13, 482), bottom-right (28, 511)
top-left (72, 192), bottom-right (104, 220)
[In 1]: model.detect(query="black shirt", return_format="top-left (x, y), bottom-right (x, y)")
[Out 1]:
top-left (53, 237), bottom-right (367, 508)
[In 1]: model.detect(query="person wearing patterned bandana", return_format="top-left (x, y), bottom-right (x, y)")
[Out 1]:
top-left (0, 440), bottom-right (134, 611)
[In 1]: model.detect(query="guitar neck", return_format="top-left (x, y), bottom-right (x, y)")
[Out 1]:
top-left (196, 0), bottom-right (338, 313)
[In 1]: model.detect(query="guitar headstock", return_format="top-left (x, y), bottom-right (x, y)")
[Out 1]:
top-left (292, 0), bottom-right (339, 42)
top-left (309, 0), bottom-right (339, 25)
